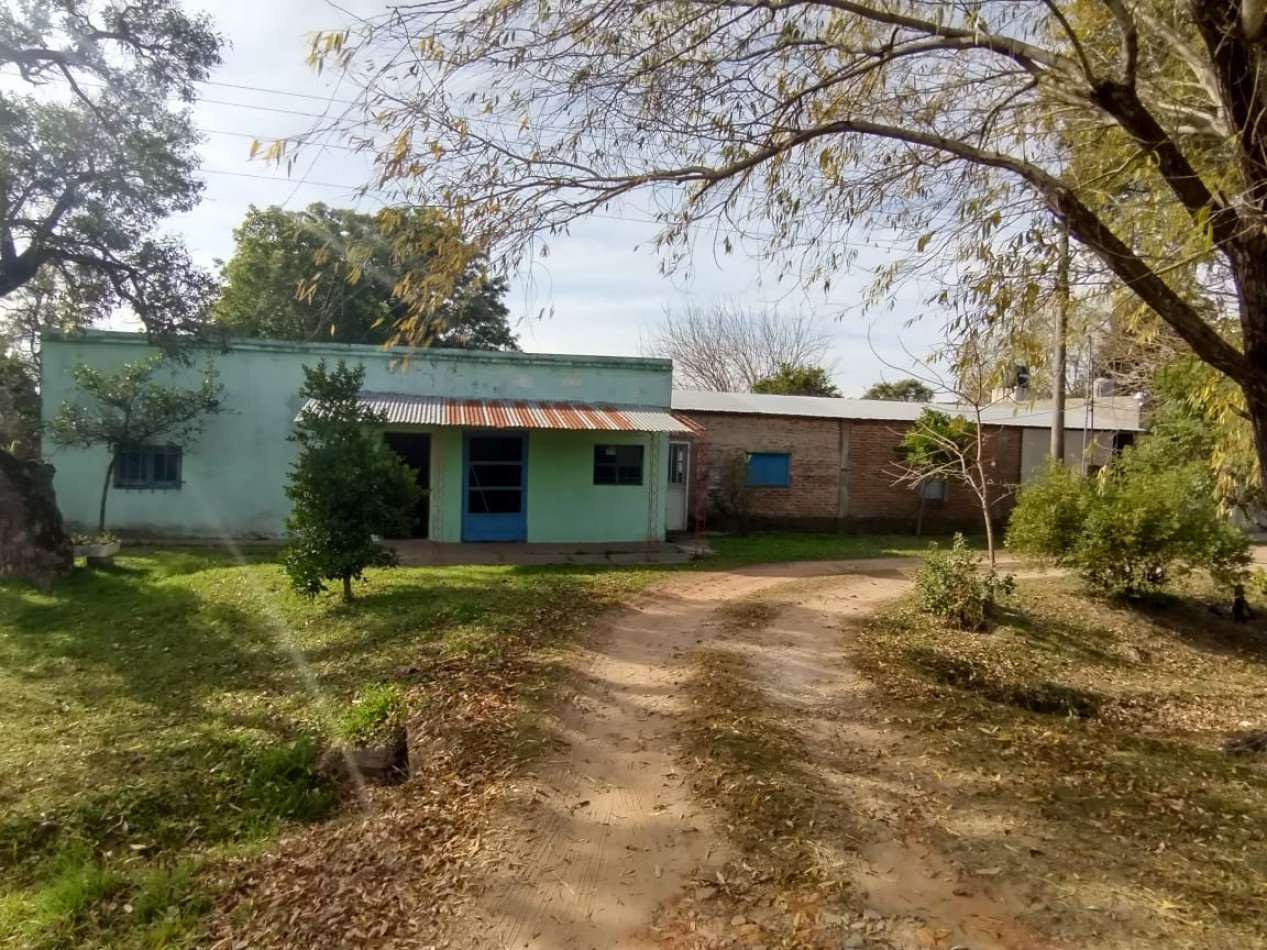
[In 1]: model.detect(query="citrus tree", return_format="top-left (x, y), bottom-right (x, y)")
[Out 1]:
top-left (283, 361), bottom-right (419, 602)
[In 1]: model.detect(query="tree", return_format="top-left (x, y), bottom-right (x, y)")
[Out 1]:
top-left (0, 1), bottom-right (220, 333)
top-left (862, 379), bottom-right (935, 403)
top-left (214, 204), bottom-right (519, 350)
top-left (311, 0), bottom-right (1267, 491)
top-left (0, 0), bottom-right (222, 575)
top-left (282, 361), bottom-right (419, 602)
top-left (46, 356), bottom-right (224, 534)
top-left (642, 302), bottom-right (833, 391)
top-left (0, 352), bottom-right (40, 457)
top-left (751, 363), bottom-right (840, 397)
top-left (1007, 443), bottom-right (1252, 598)
top-left (894, 408), bottom-right (1003, 564)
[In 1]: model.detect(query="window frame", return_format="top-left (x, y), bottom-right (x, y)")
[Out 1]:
top-left (113, 445), bottom-right (183, 490)
top-left (593, 443), bottom-right (645, 486)
top-left (916, 476), bottom-right (947, 501)
top-left (745, 451), bottom-right (792, 487)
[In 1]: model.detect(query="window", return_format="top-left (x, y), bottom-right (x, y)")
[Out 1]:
top-left (114, 445), bottom-right (182, 489)
top-left (917, 476), bottom-right (947, 501)
top-left (746, 452), bottom-right (790, 487)
top-left (668, 442), bottom-right (689, 487)
top-left (594, 444), bottom-right (644, 485)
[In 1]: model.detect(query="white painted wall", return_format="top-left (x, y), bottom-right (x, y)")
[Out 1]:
top-left (1019, 428), bottom-right (1121, 483)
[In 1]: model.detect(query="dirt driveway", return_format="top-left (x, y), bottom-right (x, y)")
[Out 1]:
top-left (449, 560), bottom-right (1056, 950)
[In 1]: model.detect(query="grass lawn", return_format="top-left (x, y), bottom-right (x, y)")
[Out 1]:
top-left (0, 549), bottom-right (662, 949)
top-left (0, 530), bottom-right (969, 948)
top-left (702, 531), bottom-right (975, 566)
top-left (857, 578), bottom-right (1267, 950)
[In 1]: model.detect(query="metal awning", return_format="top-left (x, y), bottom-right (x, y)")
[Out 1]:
top-left (297, 392), bottom-right (701, 434)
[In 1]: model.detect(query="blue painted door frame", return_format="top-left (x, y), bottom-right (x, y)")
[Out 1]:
top-left (462, 431), bottom-right (528, 542)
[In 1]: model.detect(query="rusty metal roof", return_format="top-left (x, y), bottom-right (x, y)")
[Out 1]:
top-left (298, 392), bottom-right (700, 433)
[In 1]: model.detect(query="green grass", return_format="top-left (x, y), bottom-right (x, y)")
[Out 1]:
top-left (858, 578), bottom-right (1267, 950)
top-left (0, 549), bottom-right (661, 949)
top-left (702, 531), bottom-right (979, 566)
top-left (0, 531), bottom-right (966, 947)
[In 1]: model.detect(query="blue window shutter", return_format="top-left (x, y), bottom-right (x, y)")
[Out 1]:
top-left (746, 452), bottom-right (790, 487)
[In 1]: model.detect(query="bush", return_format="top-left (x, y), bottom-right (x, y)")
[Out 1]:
top-left (710, 450), bottom-right (754, 534)
top-left (1007, 442), bottom-right (1252, 599)
top-left (283, 361), bottom-right (420, 601)
top-left (915, 533), bottom-right (1013, 630)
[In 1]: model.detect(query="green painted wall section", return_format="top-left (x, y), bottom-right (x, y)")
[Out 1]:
top-left (524, 431), bottom-right (666, 543)
top-left (40, 331), bottom-right (675, 541)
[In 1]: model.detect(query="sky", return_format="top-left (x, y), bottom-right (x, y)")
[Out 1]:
top-left (164, 0), bottom-right (945, 397)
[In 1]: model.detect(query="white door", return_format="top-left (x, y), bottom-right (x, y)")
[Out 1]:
top-left (666, 441), bottom-right (690, 532)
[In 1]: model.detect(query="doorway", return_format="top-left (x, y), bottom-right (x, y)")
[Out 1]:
top-left (383, 431), bottom-right (431, 538)
top-left (666, 441), bottom-right (690, 532)
top-left (462, 432), bottom-right (527, 542)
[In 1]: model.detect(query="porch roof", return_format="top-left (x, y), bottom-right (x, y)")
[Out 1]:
top-left (298, 392), bottom-right (701, 434)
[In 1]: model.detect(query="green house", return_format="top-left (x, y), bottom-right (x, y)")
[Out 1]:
top-left (41, 331), bottom-right (696, 544)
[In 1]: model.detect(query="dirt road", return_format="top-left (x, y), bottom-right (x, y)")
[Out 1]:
top-left (455, 560), bottom-right (1054, 950)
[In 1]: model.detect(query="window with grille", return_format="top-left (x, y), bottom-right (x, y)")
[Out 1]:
top-left (593, 444), bottom-right (644, 485)
top-left (114, 446), bottom-right (182, 489)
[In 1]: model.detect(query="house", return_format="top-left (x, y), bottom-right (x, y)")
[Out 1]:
top-left (669, 390), bottom-right (1144, 533)
top-left (41, 331), bottom-right (696, 543)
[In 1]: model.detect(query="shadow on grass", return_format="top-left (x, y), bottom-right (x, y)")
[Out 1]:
top-left (996, 604), bottom-right (1126, 664)
top-left (1, 567), bottom-right (288, 716)
top-left (1132, 596), bottom-right (1267, 665)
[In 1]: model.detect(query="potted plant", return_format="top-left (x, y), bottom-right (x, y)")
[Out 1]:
top-left (72, 531), bottom-right (121, 566)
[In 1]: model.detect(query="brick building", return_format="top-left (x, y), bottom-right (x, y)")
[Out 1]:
top-left (669, 391), bottom-right (1143, 533)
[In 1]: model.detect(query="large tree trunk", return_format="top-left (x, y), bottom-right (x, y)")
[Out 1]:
top-left (1230, 238), bottom-right (1267, 492)
top-left (0, 447), bottom-right (73, 590)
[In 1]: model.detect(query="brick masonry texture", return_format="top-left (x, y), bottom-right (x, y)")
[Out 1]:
top-left (681, 411), bottom-right (1023, 530)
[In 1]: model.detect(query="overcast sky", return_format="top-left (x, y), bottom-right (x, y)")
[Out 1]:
top-left (165, 0), bottom-right (945, 396)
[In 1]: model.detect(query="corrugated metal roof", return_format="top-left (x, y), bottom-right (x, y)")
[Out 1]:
top-left (671, 390), bottom-right (1146, 432)
top-left (297, 392), bottom-right (700, 433)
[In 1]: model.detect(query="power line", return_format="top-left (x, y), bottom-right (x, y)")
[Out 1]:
top-left (201, 78), bottom-right (361, 107)
top-left (200, 166), bottom-right (362, 190)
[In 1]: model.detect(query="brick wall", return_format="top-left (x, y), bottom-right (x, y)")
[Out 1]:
top-left (681, 410), bottom-right (1023, 532)
top-left (844, 420), bottom-right (1021, 528)
top-left (687, 412), bottom-right (842, 526)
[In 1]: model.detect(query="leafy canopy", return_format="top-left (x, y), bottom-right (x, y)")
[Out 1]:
top-left (47, 357), bottom-right (224, 453)
top-left (1006, 439), bottom-right (1252, 598)
top-left (214, 204), bottom-right (519, 350)
top-left (309, 0), bottom-right (1267, 488)
top-left (894, 409), bottom-right (979, 479)
top-left (282, 361), bottom-right (419, 602)
top-left (863, 379), bottom-right (935, 403)
top-left (751, 363), bottom-right (840, 397)
top-left (0, 0), bottom-right (222, 337)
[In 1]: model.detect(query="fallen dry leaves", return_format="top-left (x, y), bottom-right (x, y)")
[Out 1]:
top-left (205, 650), bottom-right (553, 949)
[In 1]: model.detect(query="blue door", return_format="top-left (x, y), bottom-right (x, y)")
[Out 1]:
top-left (462, 432), bottom-right (527, 542)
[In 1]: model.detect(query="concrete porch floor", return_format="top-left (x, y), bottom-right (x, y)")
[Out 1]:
top-left (387, 540), bottom-right (700, 566)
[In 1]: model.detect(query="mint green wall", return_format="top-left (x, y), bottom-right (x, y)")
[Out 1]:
top-left (524, 431), bottom-right (666, 543)
top-left (40, 331), bottom-right (674, 541)
top-left (414, 428), bottom-right (666, 543)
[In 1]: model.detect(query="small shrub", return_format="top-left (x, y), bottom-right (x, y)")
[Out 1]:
top-left (709, 450), bottom-right (754, 534)
top-left (1007, 445), bottom-right (1252, 599)
top-left (915, 533), bottom-right (1013, 630)
top-left (1247, 568), bottom-right (1267, 604)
